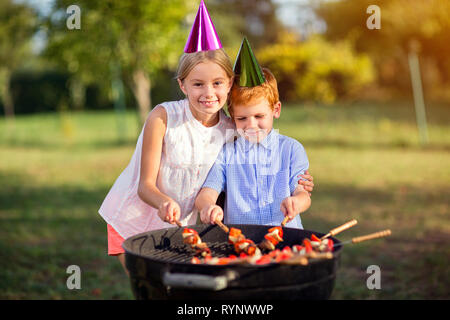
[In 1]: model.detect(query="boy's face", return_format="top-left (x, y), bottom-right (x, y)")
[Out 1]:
top-left (233, 98), bottom-right (281, 143)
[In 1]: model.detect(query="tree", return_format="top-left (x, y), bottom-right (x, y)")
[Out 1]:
top-left (209, 0), bottom-right (286, 50)
top-left (257, 32), bottom-right (375, 103)
top-left (45, 0), bottom-right (197, 124)
top-left (315, 0), bottom-right (450, 95)
top-left (0, 0), bottom-right (38, 119)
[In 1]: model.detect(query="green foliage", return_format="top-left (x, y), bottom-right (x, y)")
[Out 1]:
top-left (315, 0), bottom-right (450, 98)
top-left (0, 0), bottom-right (37, 68)
top-left (257, 33), bottom-right (375, 103)
top-left (2, 71), bottom-right (113, 115)
top-left (0, 0), bottom-right (38, 117)
top-left (208, 0), bottom-right (285, 50)
top-left (46, 0), bottom-right (195, 80)
top-left (44, 0), bottom-right (197, 119)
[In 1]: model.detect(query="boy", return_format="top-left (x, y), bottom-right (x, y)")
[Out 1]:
top-left (194, 38), bottom-right (311, 229)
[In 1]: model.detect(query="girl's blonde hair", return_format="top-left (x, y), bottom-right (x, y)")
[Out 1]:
top-left (176, 48), bottom-right (234, 82)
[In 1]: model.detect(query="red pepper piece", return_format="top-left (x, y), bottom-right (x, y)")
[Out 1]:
top-left (217, 258), bottom-right (232, 265)
top-left (247, 245), bottom-right (257, 256)
top-left (183, 228), bottom-right (198, 235)
top-left (256, 254), bottom-right (272, 265)
top-left (264, 234), bottom-right (279, 246)
top-left (228, 227), bottom-right (244, 244)
top-left (281, 246), bottom-right (292, 255)
top-left (327, 238), bottom-right (334, 252)
top-left (191, 257), bottom-right (201, 264)
top-left (268, 226), bottom-right (283, 241)
top-left (311, 234), bottom-right (320, 242)
top-left (268, 249), bottom-right (281, 258)
top-left (303, 238), bottom-right (312, 253)
top-left (275, 252), bottom-right (291, 262)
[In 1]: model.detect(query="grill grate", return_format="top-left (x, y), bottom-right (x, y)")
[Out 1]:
top-left (145, 241), bottom-right (235, 264)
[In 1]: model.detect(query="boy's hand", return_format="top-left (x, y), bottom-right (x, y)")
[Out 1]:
top-left (158, 200), bottom-right (181, 225)
top-left (297, 170), bottom-right (314, 196)
top-left (200, 204), bottom-right (224, 225)
top-left (280, 196), bottom-right (303, 223)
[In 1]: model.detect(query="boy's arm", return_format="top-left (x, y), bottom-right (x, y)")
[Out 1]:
top-left (195, 188), bottom-right (224, 224)
top-left (288, 142), bottom-right (309, 194)
top-left (291, 184), bottom-right (311, 211)
top-left (281, 140), bottom-right (311, 221)
top-left (195, 187), bottom-right (220, 213)
top-left (195, 146), bottom-right (227, 224)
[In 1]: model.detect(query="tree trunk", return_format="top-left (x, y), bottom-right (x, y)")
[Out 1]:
top-left (131, 69), bottom-right (151, 125)
top-left (69, 77), bottom-right (85, 111)
top-left (0, 69), bottom-right (14, 119)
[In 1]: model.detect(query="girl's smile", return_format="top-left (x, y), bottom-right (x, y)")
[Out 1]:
top-left (199, 99), bottom-right (219, 107)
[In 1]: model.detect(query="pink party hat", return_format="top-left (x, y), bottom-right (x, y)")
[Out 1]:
top-left (184, 0), bottom-right (223, 53)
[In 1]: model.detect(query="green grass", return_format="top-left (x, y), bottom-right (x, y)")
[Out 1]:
top-left (1, 101), bottom-right (449, 299)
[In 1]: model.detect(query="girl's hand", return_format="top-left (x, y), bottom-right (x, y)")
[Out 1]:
top-left (158, 200), bottom-right (181, 225)
top-left (200, 204), bottom-right (224, 225)
top-left (298, 170), bottom-right (314, 196)
top-left (280, 196), bottom-right (303, 223)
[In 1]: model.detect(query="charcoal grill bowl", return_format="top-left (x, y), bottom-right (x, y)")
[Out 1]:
top-left (123, 224), bottom-right (342, 300)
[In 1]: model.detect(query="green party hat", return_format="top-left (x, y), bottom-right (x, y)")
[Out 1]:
top-left (233, 37), bottom-right (266, 87)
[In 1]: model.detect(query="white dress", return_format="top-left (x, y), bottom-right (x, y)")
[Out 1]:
top-left (98, 99), bottom-right (235, 239)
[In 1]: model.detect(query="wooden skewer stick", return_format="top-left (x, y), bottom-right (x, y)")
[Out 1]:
top-left (351, 229), bottom-right (391, 244)
top-left (333, 229), bottom-right (392, 247)
top-left (174, 219), bottom-right (183, 228)
top-left (320, 219), bottom-right (358, 240)
top-left (281, 216), bottom-right (290, 227)
top-left (215, 219), bottom-right (230, 234)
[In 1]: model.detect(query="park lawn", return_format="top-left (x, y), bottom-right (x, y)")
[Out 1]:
top-left (0, 101), bottom-right (449, 299)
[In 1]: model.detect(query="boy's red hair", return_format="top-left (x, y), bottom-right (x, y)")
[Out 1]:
top-left (228, 68), bottom-right (279, 117)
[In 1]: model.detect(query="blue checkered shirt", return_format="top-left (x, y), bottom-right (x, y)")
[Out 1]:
top-left (202, 129), bottom-right (309, 229)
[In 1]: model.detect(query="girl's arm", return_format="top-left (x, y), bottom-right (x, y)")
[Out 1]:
top-left (137, 106), bottom-right (180, 224)
top-left (298, 170), bottom-right (314, 195)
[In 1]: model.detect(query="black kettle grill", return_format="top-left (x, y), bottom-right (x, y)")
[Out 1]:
top-left (123, 224), bottom-right (342, 300)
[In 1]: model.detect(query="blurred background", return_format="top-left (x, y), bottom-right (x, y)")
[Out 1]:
top-left (0, 0), bottom-right (449, 299)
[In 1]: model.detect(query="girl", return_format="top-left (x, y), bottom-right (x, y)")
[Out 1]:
top-left (100, 48), bottom-right (234, 274)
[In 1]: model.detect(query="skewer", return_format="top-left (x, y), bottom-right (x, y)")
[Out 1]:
top-left (174, 220), bottom-right (183, 228)
top-left (281, 216), bottom-right (290, 227)
top-left (333, 229), bottom-right (392, 248)
top-left (258, 217), bottom-right (289, 251)
top-left (320, 219), bottom-right (358, 240)
top-left (215, 219), bottom-right (230, 234)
